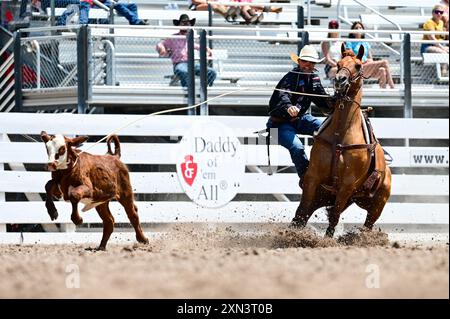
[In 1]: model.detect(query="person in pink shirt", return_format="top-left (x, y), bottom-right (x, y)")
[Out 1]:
top-left (156, 14), bottom-right (216, 87)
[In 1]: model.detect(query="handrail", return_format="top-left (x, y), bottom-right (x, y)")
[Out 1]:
top-left (101, 39), bottom-right (116, 85)
top-left (20, 25), bottom-right (450, 36)
top-left (337, 0), bottom-right (402, 31)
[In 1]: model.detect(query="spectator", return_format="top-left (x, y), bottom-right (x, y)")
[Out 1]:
top-left (422, 4), bottom-right (449, 76)
top-left (345, 21), bottom-right (395, 89)
top-left (31, 0), bottom-right (148, 26)
top-left (156, 14), bottom-right (217, 88)
top-left (421, 4), bottom-right (449, 54)
top-left (266, 45), bottom-right (333, 189)
top-left (188, 0), bottom-right (230, 21)
top-left (224, 1), bottom-right (283, 24)
top-left (321, 19), bottom-right (343, 79)
top-left (234, 0), bottom-right (262, 24)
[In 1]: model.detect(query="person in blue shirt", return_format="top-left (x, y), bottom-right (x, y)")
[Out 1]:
top-left (345, 21), bottom-right (395, 89)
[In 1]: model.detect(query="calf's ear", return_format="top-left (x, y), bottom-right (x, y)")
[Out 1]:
top-left (41, 131), bottom-right (51, 143)
top-left (70, 135), bottom-right (89, 147)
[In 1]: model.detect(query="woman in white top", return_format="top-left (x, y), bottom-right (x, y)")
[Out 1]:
top-left (321, 20), bottom-right (344, 79)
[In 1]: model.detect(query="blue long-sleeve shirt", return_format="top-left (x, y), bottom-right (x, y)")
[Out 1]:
top-left (268, 67), bottom-right (332, 120)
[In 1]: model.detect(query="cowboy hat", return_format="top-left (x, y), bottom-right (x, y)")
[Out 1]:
top-left (290, 45), bottom-right (324, 64)
top-left (173, 14), bottom-right (196, 26)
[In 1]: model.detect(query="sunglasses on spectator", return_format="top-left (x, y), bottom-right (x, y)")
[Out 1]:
top-left (434, 10), bottom-right (444, 14)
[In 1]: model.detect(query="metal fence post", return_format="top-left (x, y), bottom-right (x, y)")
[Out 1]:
top-left (403, 33), bottom-right (412, 118)
top-left (187, 29), bottom-right (196, 115)
top-left (50, 0), bottom-right (56, 27)
top-left (300, 31), bottom-right (309, 53)
top-left (13, 30), bottom-right (22, 112)
top-left (207, 4), bottom-right (213, 50)
top-left (297, 6), bottom-right (304, 54)
top-left (109, 1), bottom-right (115, 25)
top-left (77, 25), bottom-right (89, 114)
top-left (199, 29), bottom-right (208, 115)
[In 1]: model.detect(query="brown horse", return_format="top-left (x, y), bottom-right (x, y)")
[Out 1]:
top-left (291, 44), bottom-right (392, 237)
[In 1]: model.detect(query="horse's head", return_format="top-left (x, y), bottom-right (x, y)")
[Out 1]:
top-left (334, 43), bottom-right (364, 97)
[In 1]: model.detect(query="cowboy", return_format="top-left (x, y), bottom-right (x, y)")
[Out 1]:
top-left (267, 45), bottom-right (334, 188)
top-left (156, 14), bottom-right (217, 88)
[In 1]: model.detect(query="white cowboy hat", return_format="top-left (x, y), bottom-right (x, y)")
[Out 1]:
top-left (290, 45), bottom-right (324, 64)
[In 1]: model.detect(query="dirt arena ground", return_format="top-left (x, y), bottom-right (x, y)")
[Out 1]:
top-left (0, 226), bottom-right (448, 299)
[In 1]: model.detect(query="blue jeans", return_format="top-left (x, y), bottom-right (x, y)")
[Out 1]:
top-left (101, 1), bottom-right (142, 25)
top-left (54, 1), bottom-right (90, 25)
top-left (174, 62), bottom-right (217, 87)
top-left (55, 1), bottom-right (142, 25)
top-left (267, 113), bottom-right (323, 177)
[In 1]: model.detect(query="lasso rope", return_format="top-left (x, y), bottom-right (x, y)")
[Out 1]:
top-left (76, 86), bottom-right (332, 154)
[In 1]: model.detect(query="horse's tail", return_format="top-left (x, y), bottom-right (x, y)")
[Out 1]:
top-left (106, 135), bottom-right (121, 158)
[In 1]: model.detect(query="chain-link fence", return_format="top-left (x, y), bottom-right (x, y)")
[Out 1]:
top-left (21, 32), bottom-right (78, 90)
top-left (15, 25), bottom-right (448, 116)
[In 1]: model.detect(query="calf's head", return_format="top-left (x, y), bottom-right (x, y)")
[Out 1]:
top-left (40, 131), bottom-right (88, 171)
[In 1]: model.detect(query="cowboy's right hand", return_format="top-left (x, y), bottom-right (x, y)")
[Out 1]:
top-left (287, 105), bottom-right (300, 117)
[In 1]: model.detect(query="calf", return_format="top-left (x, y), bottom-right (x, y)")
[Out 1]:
top-left (41, 131), bottom-right (149, 250)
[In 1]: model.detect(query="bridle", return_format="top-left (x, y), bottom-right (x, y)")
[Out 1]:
top-left (333, 65), bottom-right (364, 99)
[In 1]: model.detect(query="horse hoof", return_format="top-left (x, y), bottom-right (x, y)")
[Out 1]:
top-left (325, 229), bottom-right (335, 238)
top-left (289, 220), bottom-right (305, 229)
top-left (137, 236), bottom-right (149, 244)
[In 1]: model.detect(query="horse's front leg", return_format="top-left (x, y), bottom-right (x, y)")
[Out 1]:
top-left (325, 187), bottom-right (354, 237)
top-left (291, 173), bottom-right (326, 228)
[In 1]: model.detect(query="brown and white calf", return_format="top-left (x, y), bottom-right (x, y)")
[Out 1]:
top-left (41, 131), bottom-right (149, 250)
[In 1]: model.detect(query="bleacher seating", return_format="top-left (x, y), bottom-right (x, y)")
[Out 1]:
top-left (12, 0), bottom-right (446, 116)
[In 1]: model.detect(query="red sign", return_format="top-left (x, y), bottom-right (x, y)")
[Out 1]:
top-left (180, 155), bottom-right (197, 186)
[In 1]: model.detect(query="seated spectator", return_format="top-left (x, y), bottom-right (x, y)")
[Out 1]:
top-left (234, 0), bottom-right (262, 24)
top-left (32, 0), bottom-right (148, 26)
top-left (156, 14), bottom-right (217, 88)
top-left (345, 21), bottom-right (395, 89)
top-left (188, 0), bottom-right (229, 21)
top-left (321, 19), bottom-right (343, 79)
top-left (421, 4), bottom-right (449, 53)
top-left (225, 0), bottom-right (282, 24)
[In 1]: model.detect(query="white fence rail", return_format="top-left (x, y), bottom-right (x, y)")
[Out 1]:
top-left (0, 113), bottom-right (448, 244)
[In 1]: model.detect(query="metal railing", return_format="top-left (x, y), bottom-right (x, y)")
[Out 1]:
top-left (12, 25), bottom-right (450, 116)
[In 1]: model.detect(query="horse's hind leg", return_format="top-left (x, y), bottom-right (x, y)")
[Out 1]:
top-left (357, 170), bottom-right (391, 230)
top-left (363, 183), bottom-right (391, 230)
